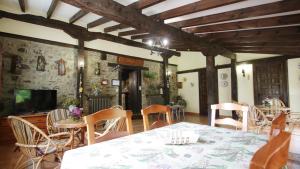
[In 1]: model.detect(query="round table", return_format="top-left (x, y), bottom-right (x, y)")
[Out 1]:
top-left (54, 119), bottom-right (86, 149)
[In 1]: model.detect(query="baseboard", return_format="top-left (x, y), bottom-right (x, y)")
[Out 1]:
top-left (185, 112), bottom-right (200, 116)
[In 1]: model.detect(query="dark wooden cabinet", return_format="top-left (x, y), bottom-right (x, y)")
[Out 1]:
top-left (0, 113), bottom-right (47, 144)
top-left (253, 58), bottom-right (288, 105)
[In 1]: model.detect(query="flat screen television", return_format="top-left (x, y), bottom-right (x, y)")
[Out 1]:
top-left (14, 89), bottom-right (57, 114)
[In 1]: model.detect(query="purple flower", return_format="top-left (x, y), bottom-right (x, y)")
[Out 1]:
top-left (71, 107), bottom-right (81, 117)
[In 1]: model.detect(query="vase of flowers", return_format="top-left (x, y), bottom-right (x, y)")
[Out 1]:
top-left (69, 105), bottom-right (82, 121)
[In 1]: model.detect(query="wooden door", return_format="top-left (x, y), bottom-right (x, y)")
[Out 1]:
top-left (198, 69), bottom-right (208, 116)
top-left (253, 59), bottom-right (288, 105)
top-left (128, 70), bottom-right (142, 118)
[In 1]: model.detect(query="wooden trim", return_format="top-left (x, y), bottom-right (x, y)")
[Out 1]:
top-left (177, 68), bottom-right (204, 74)
top-left (177, 64), bottom-right (231, 74)
top-left (47, 0), bottom-right (59, 19)
top-left (108, 63), bottom-right (149, 70)
top-left (177, 55), bottom-right (300, 75)
top-left (185, 112), bottom-right (200, 116)
top-left (18, 0), bottom-right (25, 12)
top-left (0, 32), bottom-right (177, 66)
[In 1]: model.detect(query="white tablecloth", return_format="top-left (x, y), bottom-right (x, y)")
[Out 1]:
top-left (61, 122), bottom-right (267, 169)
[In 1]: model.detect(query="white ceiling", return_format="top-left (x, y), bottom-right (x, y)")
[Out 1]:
top-left (0, 0), bottom-right (298, 42)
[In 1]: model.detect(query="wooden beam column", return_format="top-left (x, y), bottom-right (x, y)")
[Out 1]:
top-left (231, 58), bottom-right (238, 101)
top-left (204, 52), bottom-right (218, 125)
top-left (161, 53), bottom-right (173, 105)
top-left (77, 39), bottom-right (85, 107)
top-left (231, 58), bottom-right (238, 119)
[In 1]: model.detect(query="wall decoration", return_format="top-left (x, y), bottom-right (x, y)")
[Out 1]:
top-left (94, 62), bottom-right (101, 75)
top-left (220, 73), bottom-right (228, 80)
top-left (111, 79), bottom-right (120, 86)
top-left (36, 55), bottom-right (46, 71)
top-left (101, 79), bottom-right (108, 85)
top-left (221, 81), bottom-right (228, 87)
top-left (9, 54), bottom-right (23, 74)
top-left (177, 82), bottom-right (182, 89)
top-left (55, 58), bottom-right (66, 76)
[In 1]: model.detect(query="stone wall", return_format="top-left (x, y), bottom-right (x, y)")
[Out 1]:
top-left (0, 37), bottom-right (77, 116)
top-left (0, 36), bottom-right (177, 116)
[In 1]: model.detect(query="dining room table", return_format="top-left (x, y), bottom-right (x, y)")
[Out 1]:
top-left (54, 118), bottom-right (86, 149)
top-left (61, 122), bottom-right (268, 169)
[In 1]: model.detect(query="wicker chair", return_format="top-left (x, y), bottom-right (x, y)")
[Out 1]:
top-left (8, 116), bottom-right (72, 169)
top-left (47, 109), bottom-right (82, 144)
top-left (47, 109), bottom-right (70, 135)
top-left (141, 104), bottom-right (172, 131)
top-left (237, 105), bottom-right (271, 134)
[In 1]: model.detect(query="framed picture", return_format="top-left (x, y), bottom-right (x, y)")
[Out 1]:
top-left (177, 82), bottom-right (183, 89)
top-left (111, 79), bottom-right (120, 86)
top-left (101, 79), bottom-right (108, 85)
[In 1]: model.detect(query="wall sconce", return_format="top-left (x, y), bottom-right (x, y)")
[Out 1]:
top-left (78, 59), bottom-right (84, 68)
top-left (94, 62), bottom-right (101, 75)
top-left (242, 69), bottom-right (245, 77)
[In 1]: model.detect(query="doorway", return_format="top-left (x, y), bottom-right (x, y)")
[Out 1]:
top-left (253, 58), bottom-right (288, 105)
top-left (119, 67), bottom-right (142, 119)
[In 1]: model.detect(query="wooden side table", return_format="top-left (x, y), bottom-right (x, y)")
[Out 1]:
top-left (54, 119), bottom-right (86, 149)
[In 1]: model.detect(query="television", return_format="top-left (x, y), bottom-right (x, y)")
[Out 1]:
top-left (14, 89), bottom-right (57, 114)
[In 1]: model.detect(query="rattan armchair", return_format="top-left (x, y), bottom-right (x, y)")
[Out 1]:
top-left (8, 116), bottom-right (72, 169)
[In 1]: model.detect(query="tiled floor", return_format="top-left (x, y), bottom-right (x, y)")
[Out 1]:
top-left (0, 114), bottom-right (299, 168)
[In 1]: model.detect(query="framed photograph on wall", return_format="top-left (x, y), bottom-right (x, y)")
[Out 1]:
top-left (101, 79), bottom-right (108, 85)
top-left (111, 79), bottom-right (120, 86)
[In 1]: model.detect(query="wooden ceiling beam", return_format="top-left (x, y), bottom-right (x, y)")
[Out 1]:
top-left (198, 26), bottom-right (300, 40)
top-left (118, 0), bottom-right (243, 36)
top-left (69, 10), bottom-right (88, 24)
top-left (131, 33), bottom-right (153, 40)
top-left (87, 17), bottom-right (110, 28)
top-left (0, 10), bottom-right (180, 56)
top-left (119, 30), bottom-right (148, 37)
top-left (47, 0), bottom-right (59, 19)
top-left (216, 36), bottom-right (300, 43)
top-left (230, 47), bottom-right (300, 55)
top-left (184, 14), bottom-right (300, 34)
top-left (104, 24), bottom-right (129, 33)
top-left (224, 42), bottom-right (300, 47)
top-left (60, 0), bottom-right (235, 58)
top-left (104, 0), bottom-right (166, 33)
top-left (170, 0), bottom-right (300, 29)
top-left (156, 0), bottom-right (243, 21)
top-left (130, 0), bottom-right (166, 10)
top-left (18, 0), bottom-right (25, 12)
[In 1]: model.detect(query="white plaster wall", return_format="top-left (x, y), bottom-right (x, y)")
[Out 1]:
top-left (176, 51), bottom-right (206, 71)
top-left (288, 58), bottom-right (300, 112)
top-left (178, 72), bottom-right (199, 113)
top-left (236, 64), bottom-right (255, 105)
top-left (0, 18), bottom-right (178, 64)
top-left (176, 51), bottom-right (231, 71)
top-left (218, 68), bottom-right (232, 116)
top-left (236, 53), bottom-right (280, 62)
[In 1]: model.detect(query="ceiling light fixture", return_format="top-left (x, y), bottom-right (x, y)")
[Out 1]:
top-left (146, 37), bottom-right (170, 55)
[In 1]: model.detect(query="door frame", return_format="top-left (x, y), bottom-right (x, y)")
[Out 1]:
top-left (118, 65), bottom-right (144, 118)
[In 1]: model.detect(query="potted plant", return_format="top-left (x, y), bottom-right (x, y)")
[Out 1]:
top-left (61, 97), bottom-right (80, 109)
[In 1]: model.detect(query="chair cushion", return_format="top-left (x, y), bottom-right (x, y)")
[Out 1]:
top-left (37, 138), bottom-right (70, 154)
